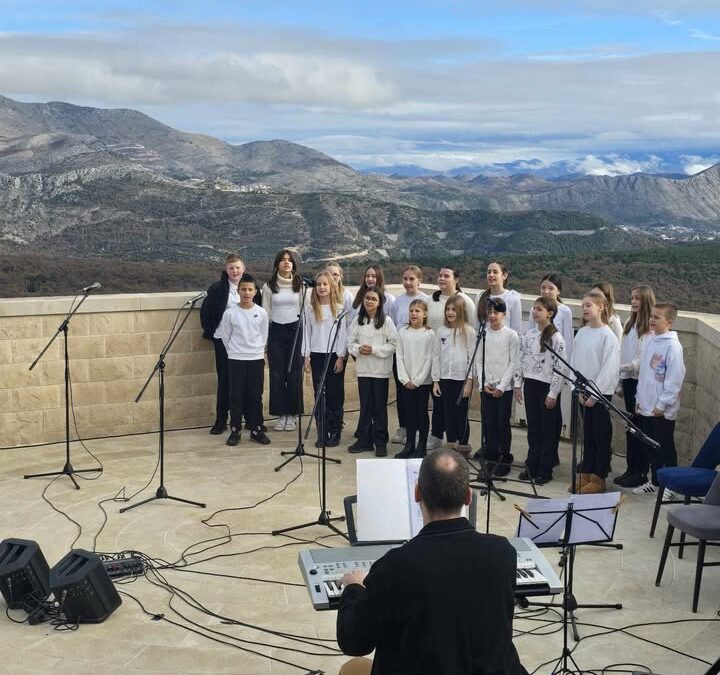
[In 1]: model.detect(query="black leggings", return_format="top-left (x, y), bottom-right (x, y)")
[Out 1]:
top-left (523, 379), bottom-right (560, 478)
top-left (481, 389), bottom-right (513, 461)
top-left (578, 395), bottom-right (613, 478)
top-left (439, 379), bottom-right (470, 444)
top-left (357, 377), bottom-right (390, 449)
top-left (266, 321), bottom-right (303, 416)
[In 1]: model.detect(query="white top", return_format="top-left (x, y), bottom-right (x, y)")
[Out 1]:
top-left (636, 331), bottom-right (686, 420)
top-left (348, 316), bottom-right (398, 378)
top-left (608, 313), bottom-right (623, 343)
top-left (302, 304), bottom-right (348, 357)
top-left (516, 329), bottom-right (566, 399)
top-left (619, 325), bottom-right (649, 380)
top-left (432, 325), bottom-right (477, 382)
top-left (474, 325), bottom-right (520, 392)
top-left (427, 292), bottom-right (475, 331)
top-left (571, 325), bottom-right (620, 396)
top-left (341, 289), bottom-right (354, 313)
top-left (215, 304), bottom-right (269, 361)
top-left (261, 277), bottom-right (301, 324)
top-left (526, 302), bottom-right (574, 359)
top-left (396, 326), bottom-right (435, 387)
top-left (390, 292), bottom-right (431, 329)
top-left (349, 291), bottom-right (396, 325)
top-left (477, 289), bottom-right (523, 334)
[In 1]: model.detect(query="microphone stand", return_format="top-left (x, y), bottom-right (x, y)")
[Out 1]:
top-left (24, 287), bottom-right (103, 488)
top-left (120, 297), bottom-right (206, 513)
top-left (272, 317), bottom-right (347, 540)
top-left (276, 282), bottom-right (341, 470)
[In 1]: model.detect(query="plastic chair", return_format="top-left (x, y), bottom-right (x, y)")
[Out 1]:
top-left (650, 422), bottom-right (720, 537)
top-left (655, 472), bottom-right (720, 612)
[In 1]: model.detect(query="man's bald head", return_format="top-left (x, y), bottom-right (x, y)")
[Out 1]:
top-left (417, 449), bottom-right (471, 516)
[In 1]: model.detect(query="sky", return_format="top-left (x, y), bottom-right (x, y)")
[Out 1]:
top-left (2, 0), bottom-right (720, 173)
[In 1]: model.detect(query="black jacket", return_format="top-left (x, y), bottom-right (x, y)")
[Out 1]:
top-left (200, 272), bottom-right (231, 341)
top-left (336, 518), bottom-right (528, 675)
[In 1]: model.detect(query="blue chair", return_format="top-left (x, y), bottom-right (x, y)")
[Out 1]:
top-left (650, 422), bottom-right (720, 538)
top-left (655, 472), bottom-right (720, 612)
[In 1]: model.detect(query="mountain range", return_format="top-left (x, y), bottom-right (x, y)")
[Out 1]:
top-left (1, 94), bottom-right (719, 263)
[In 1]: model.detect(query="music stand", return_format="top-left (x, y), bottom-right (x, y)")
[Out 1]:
top-left (272, 317), bottom-right (347, 539)
top-left (120, 297), bottom-right (206, 513)
top-left (25, 288), bottom-right (102, 488)
top-left (516, 492), bottom-right (623, 661)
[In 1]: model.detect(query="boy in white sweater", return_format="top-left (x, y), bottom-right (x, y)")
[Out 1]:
top-left (215, 274), bottom-right (271, 447)
top-left (633, 303), bottom-right (686, 496)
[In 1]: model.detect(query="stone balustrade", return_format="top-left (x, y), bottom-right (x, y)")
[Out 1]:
top-left (1, 285), bottom-right (718, 461)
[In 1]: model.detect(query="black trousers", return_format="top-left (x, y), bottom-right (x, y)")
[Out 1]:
top-left (403, 384), bottom-right (431, 446)
top-left (578, 395), bottom-right (613, 478)
top-left (431, 390), bottom-right (445, 439)
top-left (621, 378), bottom-right (643, 475)
top-left (357, 377), bottom-right (389, 450)
top-left (213, 338), bottom-right (230, 424)
top-left (310, 352), bottom-right (344, 436)
top-left (267, 321), bottom-right (303, 416)
top-left (481, 389), bottom-right (513, 462)
top-left (228, 359), bottom-right (264, 432)
top-left (638, 415), bottom-right (678, 485)
top-left (440, 379), bottom-right (470, 444)
top-left (523, 379), bottom-right (560, 479)
top-left (392, 356), bottom-right (407, 429)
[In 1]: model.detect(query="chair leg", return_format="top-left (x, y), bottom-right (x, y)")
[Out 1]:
top-left (692, 540), bottom-right (706, 613)
top-left (679, 530), bottom-right (687, 559)
top-left (655, 524), bottom-right (675, 586)
top-left (650, 488), bottom-right (664, 538)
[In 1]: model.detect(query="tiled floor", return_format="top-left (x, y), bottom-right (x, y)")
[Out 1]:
top-left (1, 417), bottom-right (718, 674)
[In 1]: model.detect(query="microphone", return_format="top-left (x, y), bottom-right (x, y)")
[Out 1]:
top-left (335, 307), bottom-right (350, 323)
top-left (80, 282), bottom-right (102, 293)
top-left (301, 276), bottom-right (317, 287)
top-left (185, 291), bottom-right (207, 305)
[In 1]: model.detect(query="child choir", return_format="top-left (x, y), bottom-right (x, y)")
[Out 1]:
top-left (202, 253), bottom-right (686, 496)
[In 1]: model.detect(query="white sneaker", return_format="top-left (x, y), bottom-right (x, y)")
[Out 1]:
top-left (663, 488), bottom-right (676, 501)
top-left (391, 427), bottom-right (407, 444)
top-left (426, 435), bottom-right (443, 450)
top-left (284, 415), bottom-right (297, 431)
top-left (632, 481), bottom-right (657, 496)
top-left (273, 415), bottom-right (287, 432)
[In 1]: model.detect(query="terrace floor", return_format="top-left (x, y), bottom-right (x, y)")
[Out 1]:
top-left (1, 414), bottom-right (719, 675)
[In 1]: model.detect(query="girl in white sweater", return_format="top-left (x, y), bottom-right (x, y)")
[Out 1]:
top-left (614, 284), bottom-right (655, 488)
top-left (303, 272), bottom-right (348, 449)
top-left (432, 295), bottom-right (477, 455)
top-left (571, 290), bottom-right (620, 494)
top-left (515, 297), bottom-right (566, 484)
top-left (592, 282), bottom-right (623, 343)
top-left (348, 287), bottom-right (398, 457)
top-left (476, 260), bottom-right (523, 334)
top-left (395, 299), bottom-right (435, 459)
top-left (474, 297), bottom-right (519, 474)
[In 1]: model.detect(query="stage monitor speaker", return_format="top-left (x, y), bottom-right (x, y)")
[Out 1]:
top-left (50, 549), bottom-right (121, 623)
top-left (0, 538), bottom-right (50, 610)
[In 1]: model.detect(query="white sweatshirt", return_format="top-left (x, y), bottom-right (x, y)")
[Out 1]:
top-left (216, 304), bottom-right (269, 360)
top-left (516, 329), bottom-right (567, 399)
top-left (619, 325), bottom-right (649, 380)
top-left (261, 276), bottom-right (301, 324)
top-left (608, 314), bottom-right (623, 344)
top-left (396, 326), bottom-right (435, 387)
top-left (348, 316), bottom-right (398, 378)
top-left (474, 325), bottom-right (520, 392)
top-left (390, 292), bottom-right (431, 329)
top-left (477, 289), bottom-right (523, 334)
top-left (571, 325), bottom-right (620, 396)
top-left (636, 331), bottom-right (685, 420)
top-left (302, 304), bottom-right (348, 357)
top-left (432, 325), bottom-right (477, 382)
top-left (526, 302), bottom-right (574, 359)
top-left (427, 292), bottom-right (475, 331)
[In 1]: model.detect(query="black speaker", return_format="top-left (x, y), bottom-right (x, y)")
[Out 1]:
top-left (50, 549), bottom-right (121, 623)
top-left (0, 538), bottom-right (50, 610)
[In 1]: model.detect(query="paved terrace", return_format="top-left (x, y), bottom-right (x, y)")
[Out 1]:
top-left (0, 289), bottom-right (719, 674)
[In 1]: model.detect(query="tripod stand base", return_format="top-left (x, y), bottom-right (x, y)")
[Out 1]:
top-left (24, 461), bottom-right (101, 490)
top-left (119, 485), bottom-right (206, 513)
top-left (272, 510), bottom-right (348, 540)
top-left (275, 444), bottom-right (341, 471)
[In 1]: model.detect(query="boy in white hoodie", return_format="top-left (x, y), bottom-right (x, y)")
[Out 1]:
top-left (633, 303), bottom-right (686, 496)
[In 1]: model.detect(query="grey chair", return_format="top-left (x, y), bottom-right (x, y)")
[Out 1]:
top-left (655, 472), bottom-right (720, 612)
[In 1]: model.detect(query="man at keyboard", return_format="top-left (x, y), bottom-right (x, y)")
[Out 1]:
top-left (336, 448), bottom-right (528, 675)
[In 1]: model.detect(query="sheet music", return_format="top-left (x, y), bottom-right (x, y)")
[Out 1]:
top-left (406, 458), bottom-right (424, 537)
top-left (567, 492), bottom-right (620, 544)
top-left (517, 498), bottom-right (568, 544)
top-left (357, 460), bottom-right (413, 541)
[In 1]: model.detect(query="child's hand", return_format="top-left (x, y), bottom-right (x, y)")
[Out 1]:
top-left (483, 384), bottom-right (495, 395)
top-left (545, 396), bottom-right (557, 409)
top-left (433, 382), bottom-right (441, 397)
top-left (404, 382), bottom-right (417, 390)
top-left (652, 407), bottom-right (664, 417)
top-left (584, 396), bottom-right (596, 408)
top-left (304, 356), bottom-right (311, 374)
top-left (334, 357), bottom-right (345, 373)
top-left (359, 344), bottom-right (373, 355)
top-left (514, 387), bottom-right (523, 403)
top-left (462, 381), bottom-right (472, 398)
top-left (492, 387), bottom-right (503, 399)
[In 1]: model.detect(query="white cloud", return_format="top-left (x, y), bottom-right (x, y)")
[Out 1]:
top-left (680, 154), bottom-right (720, 174)
top-left (570, 154), bottom-right (664, 176)
top-left (689, 29), bottom-right (720, 41)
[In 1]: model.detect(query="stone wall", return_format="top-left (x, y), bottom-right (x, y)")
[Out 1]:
top-left (1, 288), bottom-right (718, 460)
